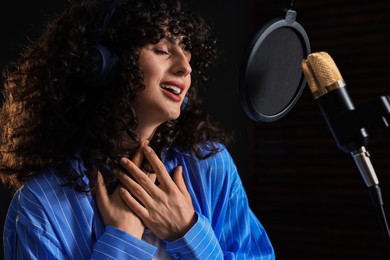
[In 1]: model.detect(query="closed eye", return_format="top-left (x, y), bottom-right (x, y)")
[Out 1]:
top-left (153, 47), bottom-right (169, 55)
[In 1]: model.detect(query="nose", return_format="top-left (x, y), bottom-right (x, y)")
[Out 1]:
top-left (172, 50), bottom-right (192, 77)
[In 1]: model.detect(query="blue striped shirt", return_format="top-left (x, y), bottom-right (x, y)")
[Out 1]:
top-left (4, 144), bottom-right (274, 259)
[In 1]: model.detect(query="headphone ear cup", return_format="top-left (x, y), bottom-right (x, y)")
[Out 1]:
top-left (83, 44), bottom-right (118, 89)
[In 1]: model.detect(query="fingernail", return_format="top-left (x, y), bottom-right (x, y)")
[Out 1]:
top-left (144, 145), bottom-right (152, 153)
top-left (97, 171), bottom-right (103, 184)
top-left (120, 157), bottom-right (128, 164)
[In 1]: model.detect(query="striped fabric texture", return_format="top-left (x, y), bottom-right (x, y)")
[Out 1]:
top-left (4, 144), bottom-right (274, 259)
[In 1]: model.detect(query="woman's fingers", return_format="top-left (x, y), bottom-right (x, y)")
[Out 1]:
top-left (117, 145), bottom-right (196, 241)
top-left (141, 145), bottom-right (175, 190)
top-left (116, 169), bottom-right (158, 219)
top-left (172, 166), bottom-right (185, 194)
top-left (131, 140), bottom-right (148, 167)
top-left (118, 185), bottom-right (149, 217)
top-left (95, 171), bottom-right (109, 211)
top-left (173, 166), bottom-right (193, 203)
top-left (117, 163), bottom-right (157, 206)
top-left (120, 157), bottom-right (155, 187)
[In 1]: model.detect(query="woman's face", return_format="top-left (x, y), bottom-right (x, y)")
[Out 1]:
top-left (134, 36), bottom-right (192, 131)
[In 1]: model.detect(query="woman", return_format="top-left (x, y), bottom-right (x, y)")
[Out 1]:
top-left (0, 0), bottom-right (274, 258)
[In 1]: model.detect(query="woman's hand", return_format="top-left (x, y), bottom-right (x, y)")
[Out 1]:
top-left (117, 143), bottom-right (196, 241)
top-left (95, 144), bottom-right (156, 239)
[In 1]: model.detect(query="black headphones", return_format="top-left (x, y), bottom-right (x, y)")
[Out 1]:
top-left (83, 0), bottom-right (119, 89)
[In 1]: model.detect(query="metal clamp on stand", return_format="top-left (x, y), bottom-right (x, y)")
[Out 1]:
top-left (351, 147), bottom-right (378, 188)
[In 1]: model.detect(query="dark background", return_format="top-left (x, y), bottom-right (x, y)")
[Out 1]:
top-left (1, 0), bottom-right (390, 259)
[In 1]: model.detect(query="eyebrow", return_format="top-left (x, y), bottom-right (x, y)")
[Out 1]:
top-left (163, 35), bottom-right (185, 45)
top-left (162, 37), bottom-right (191, 55)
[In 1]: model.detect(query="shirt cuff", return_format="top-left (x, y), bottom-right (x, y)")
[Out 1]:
top-left (165, 212), bottom-right (222, 259)
top-left (93, 226), bottom-right (157, 259)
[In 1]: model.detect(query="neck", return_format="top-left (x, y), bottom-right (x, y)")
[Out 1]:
top-left (116, 125), bottom-right (158, 155)
top-left (136, 123), bottom-right (159, 142)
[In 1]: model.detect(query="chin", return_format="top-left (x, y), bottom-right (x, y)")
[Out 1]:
top-left (168, 114), bottom-right (181, 121)
top-left (166, 108), bottom-right (181, 121)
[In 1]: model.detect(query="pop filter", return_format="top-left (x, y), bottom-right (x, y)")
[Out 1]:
top-left (239, 9), bottom-right (310, 123)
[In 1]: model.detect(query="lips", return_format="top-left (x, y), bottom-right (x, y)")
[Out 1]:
top-left (159, 81), bottom-right (186, 102)
top-left (160, 84), bottom-right (182, 95)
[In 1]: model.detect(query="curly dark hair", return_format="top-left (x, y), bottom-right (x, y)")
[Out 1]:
top-left (0, 0), bottom-right (231, 192)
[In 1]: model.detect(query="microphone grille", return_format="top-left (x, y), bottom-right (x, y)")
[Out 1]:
top-left (301, 51), bottom-right (346, 99)
top-left (306, 52), bottom-right (343, 87)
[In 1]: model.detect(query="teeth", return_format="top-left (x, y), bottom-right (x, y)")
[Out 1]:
top-left (161, 84), bottom-right (181, 94)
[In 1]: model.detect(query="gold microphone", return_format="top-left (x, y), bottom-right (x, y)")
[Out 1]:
top-left (301, 51), bottom-right (378, 188)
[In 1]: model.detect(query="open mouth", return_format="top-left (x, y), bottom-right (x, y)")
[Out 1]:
top-left (160, 84), bottom-right (182, 95)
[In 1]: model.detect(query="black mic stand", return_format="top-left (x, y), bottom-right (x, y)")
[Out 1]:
top-left (323, 94), bottom-right (390, 253)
